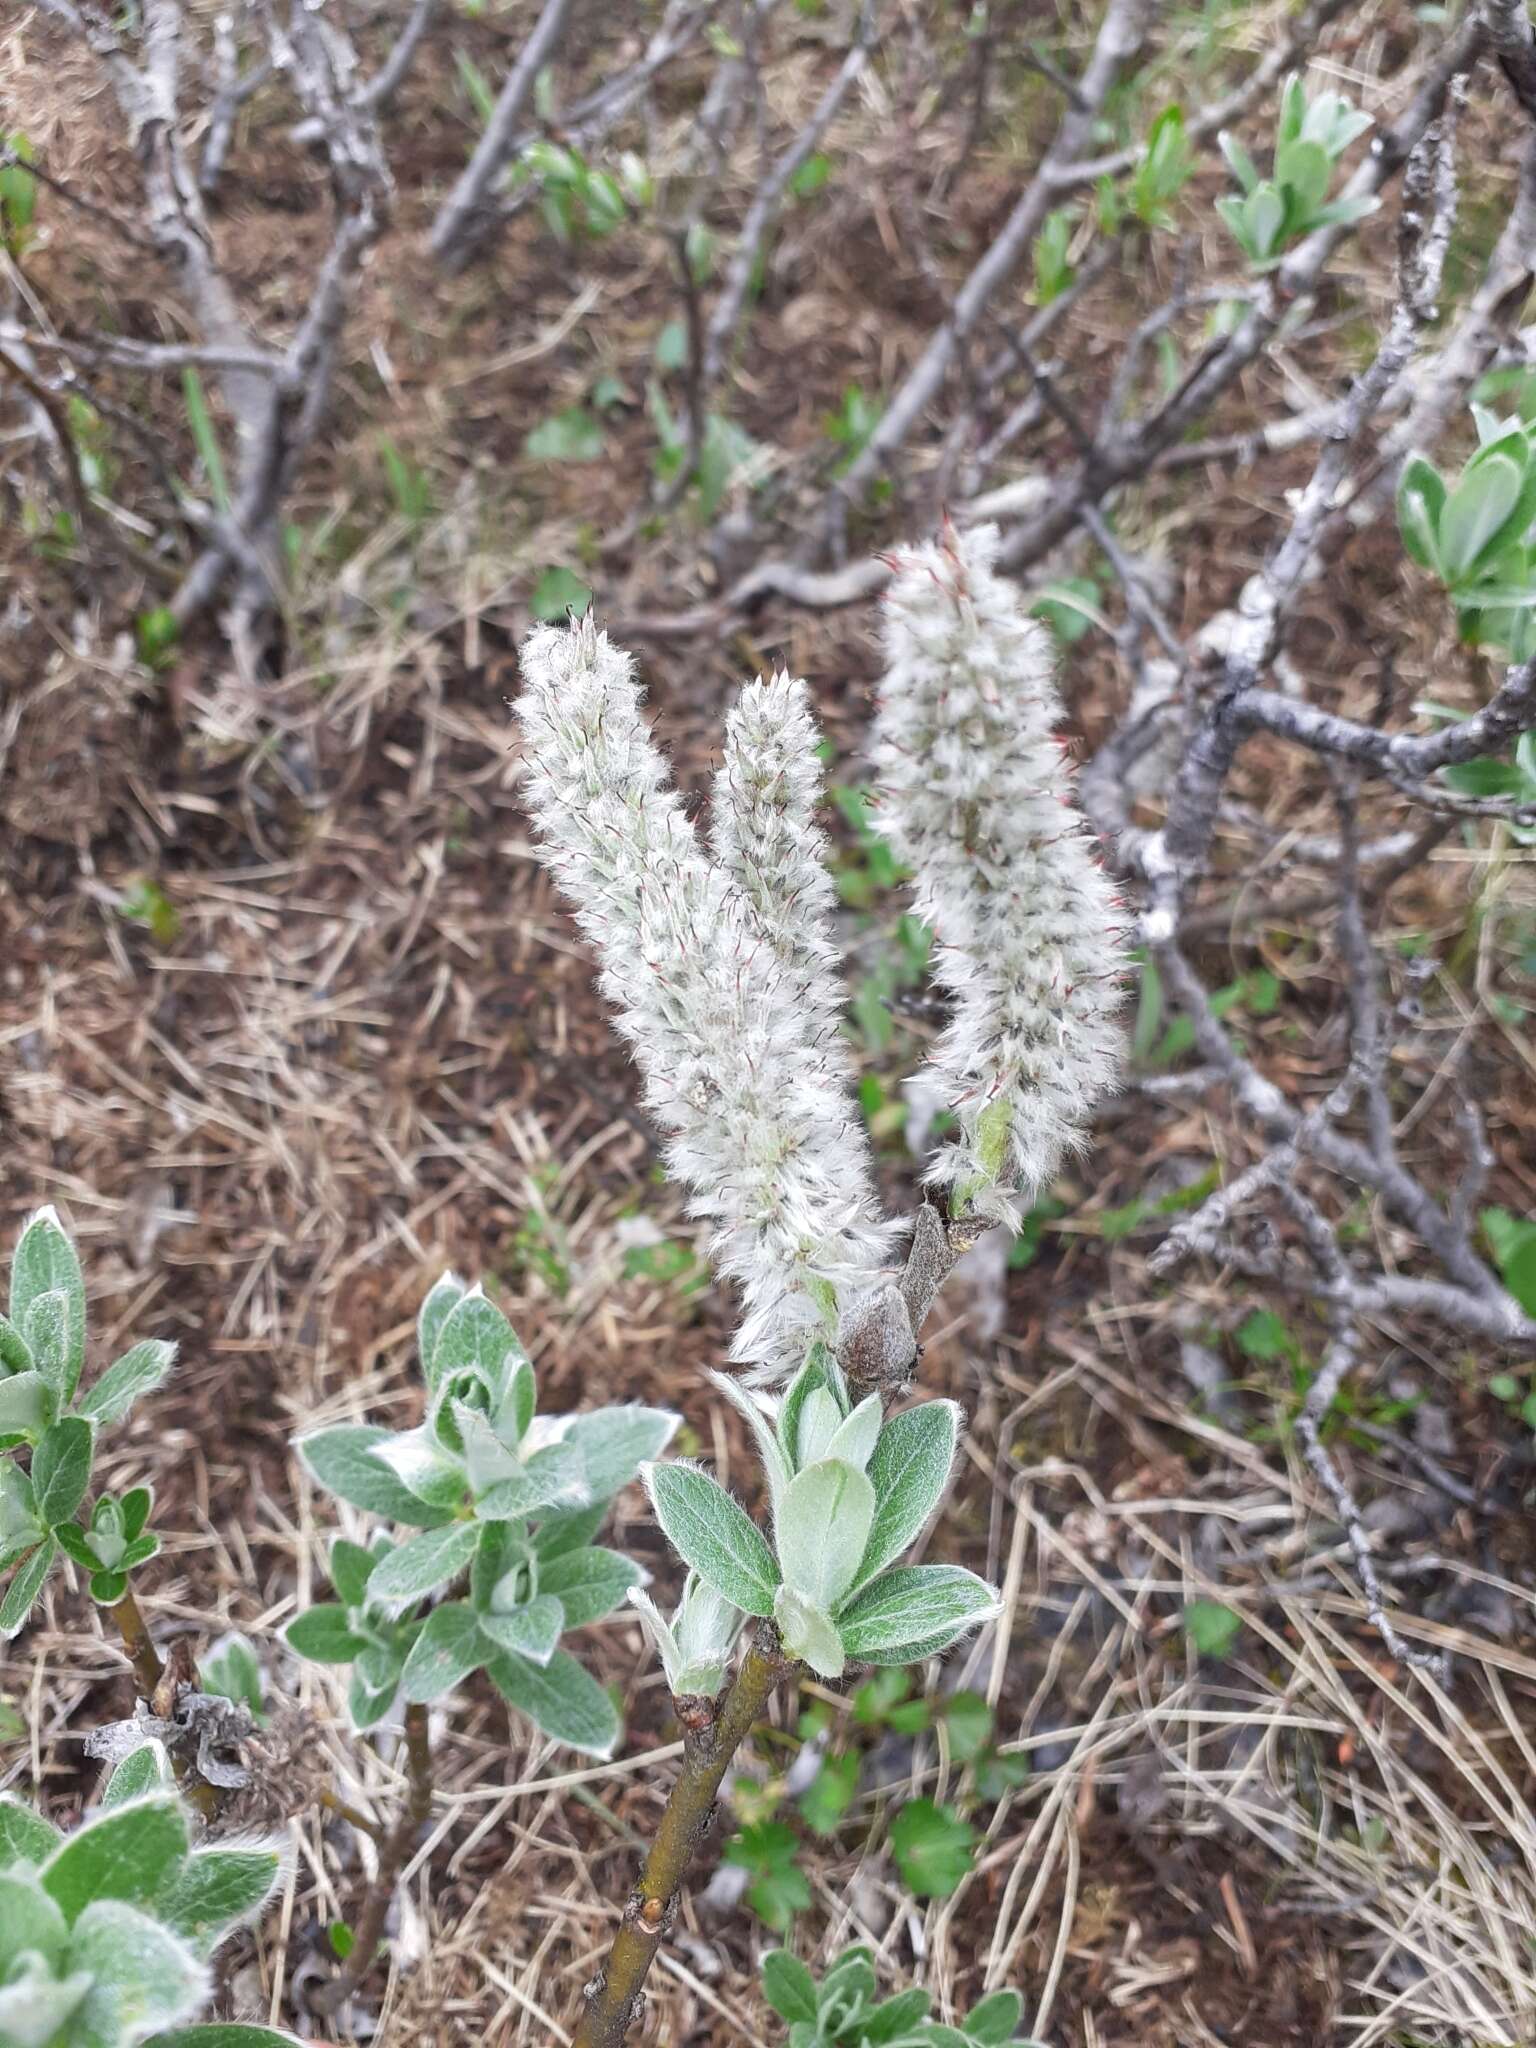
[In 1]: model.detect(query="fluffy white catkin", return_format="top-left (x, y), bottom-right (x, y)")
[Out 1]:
top-left (709, 672), bottom-right (859, 1078)
top-left (516, 620), bottom-right (890, 1381)
top-left (871, 522), bottom-right (1130, 1227)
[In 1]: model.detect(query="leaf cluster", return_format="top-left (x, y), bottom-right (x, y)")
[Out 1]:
top-left (1, 1211), bottom-right (172, 1637)
top-left (0, 1752), bottom-right (295, 2048)
top-left (1218, 76), bottom-right (1375, 266)
top-left (1399, 408), bottom-right (1536, 660)
top-left (761, 1945), bottom-right (1037, 2048)
top-left (290, 1272), bottom-right (677, 1756)
top-left (644, 1345), bottom-right (998, 1683)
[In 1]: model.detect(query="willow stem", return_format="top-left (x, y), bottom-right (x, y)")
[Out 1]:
top-left (311, 1702), bottom-right (434, 2015)
top-left (104, 1588), bottom-right (219, 1820)
top-left (106, 1586), bottom-right (164, 1697)
top-left (572, 1627), bottom-right (790, 2048)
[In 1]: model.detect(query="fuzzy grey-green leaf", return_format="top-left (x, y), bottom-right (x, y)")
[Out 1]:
top-left (296, 1425), bottom-right (454, 1528)
top-left (835, 1564), bottom-right (999, 1660)
top-left (10, 1211), bottom-right (85, 1399)
top-left (486, 1647), bottom-right (620, 1757)
top-left (78, 1341), bottom-right (176, 1428)
top-left (851, 1401), bottom-right (959, 1593)
top-left (536, 1545), bottom-right (643, 1626)
top-left (643, 1462), bottom-right (779, 1617)
top-left (399, 1601), bottom-right (485, 1701)
top-left (41, 1795), bottom-right (191, 1920)
top-left (366, 1521), bottom-right (480, 1609)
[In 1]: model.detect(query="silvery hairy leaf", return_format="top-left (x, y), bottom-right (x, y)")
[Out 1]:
top-left (642, 1461), bottom-right (779, 1618)
top-left (775, 1458), bottom-right (875, 1614)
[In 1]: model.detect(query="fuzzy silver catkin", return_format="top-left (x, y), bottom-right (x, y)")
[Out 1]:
top-left (710, 672), bottom-right (860, 1076)
top-left (516, 620), bottom-right (890, 1381)
top-left (872, 522), bottom-right (1130, 1227)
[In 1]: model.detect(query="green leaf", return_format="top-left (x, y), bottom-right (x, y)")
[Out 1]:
top-left (530, 566), bottom-right (594, 623)
top-left (31, 1417), bottom-right (93, 1527)
top-left (201, 1633), bottom-right (264, 1720)
top-left (296, 1426), bottom-right (454, 1527)
top-left (0, 1536), bottom-right (56, 1638)
top-left (1234, 1309), bottom-right (1295, 1361)
top-left (643, 1462), bottom-right (779, 1617)
top-left (478, 1593), bottom-right (564, 1665)
top-left (23, 1291), bottom-right (71, 1401)
top-left (0, 1793), bottom-right (62, 1866)
top-left (964, 1989), bottom-right (1025, 2042)
top-left (1184, 1598), bottom-right (1243, 1658)
top-left (776, 1459), bottom-right (876, 1613)
top-left (42, 1796), bottom-right (190, 1918)
top-left (121, 1486), bottom-right (153, 1540)
top-left (152, 2029), bottom-right (305, 2046)
top-left (158, 1846), bottom-right (281, 1951)
top-left (366, 1522), bottom-right (481, 1610)
top-left (347, 1666), bottom-right (399, 1732)
top-left (862, 1989), bottom-right (932, 2041)
top-left (0, 1461), bottom-right (43, 1568)
top-left (852, 1402), bottom-right (961, 1592)
top-left (1439, 451), bottom-right (1525, 581)
top-left (416, 1272), bottom-right (466, 1382)
top-left (427, 1287), bottom-right (522, 1401)
top-left (532, 1501), bottom-right (607, 1559)
top-left (134, 606), bottom-right (181, 668)
top-left (0, 1369), bottom-right (51, 1443)
top-left (889, 1798), bottom-right (975, 1899)
top-left (473, 1441), bottom-right (586, 1520)
top-left (942, 1689), bottom-right (994, 1763)
top-left (0, 1866), bottom-right (68, 1974)
top-left (796, 1748), bottom-right (859, 1837)
top-left (326, 1539), bottom-right (378, 1609)
top-left (1396, 452), bottom-right (1446, 571)
top-left (0, 1312), bottom-right (33, 1377)
top-left (182, 367), bottom-right (230, 512)
top-left (760, 1949), bottom-right (818, 2023)
top-left (90, 1568), bottom-right (130, 1605)
top-left (79, 1341), bottom-right (175, 1427)
top-left (525, 407), bottom-right (604, 463)
top-left (536, 1545), bottom-right (643, 1626)
top-left (400, 1601), bottom-right (487, 1701)
top-left (102, 1743), bottom-right (172, 1807)
top-left (1275, 134), bottom-right (1330, 213)
top-left (72, 1896), bottom-right (207, 2038)
top-left (486, 1647), bottom-right (620, 1757)
top-left (772, 1585), bottom-right (845, 1679)
top-left (726, 1821), bottom-right (810, 1931)
top-left (10, 1209), bottom-right (85, 1399)
top-left (285, 1604), bottom-right (370, 1664)
top-left (836, 1565), bottom-right (999, 1660)
top-left (567, 1404), bottom-right (679, 1499)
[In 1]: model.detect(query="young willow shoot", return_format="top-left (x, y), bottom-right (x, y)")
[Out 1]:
top-left (0, 1210), bottom-right (173, 1685)
top-left (646, 1347), bottom-right (996, 1681)
top-left (1217, 73), bottom-right (1376, 267)
top-left (291, 1270), bottom-right (676, 1757)
top-left (518, 533), bottom-right (1120, 2045)
top-left (0, 1745), bottom-right (297, 2048)
top-left (761, 1944), bottom-right (1041, 2048)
